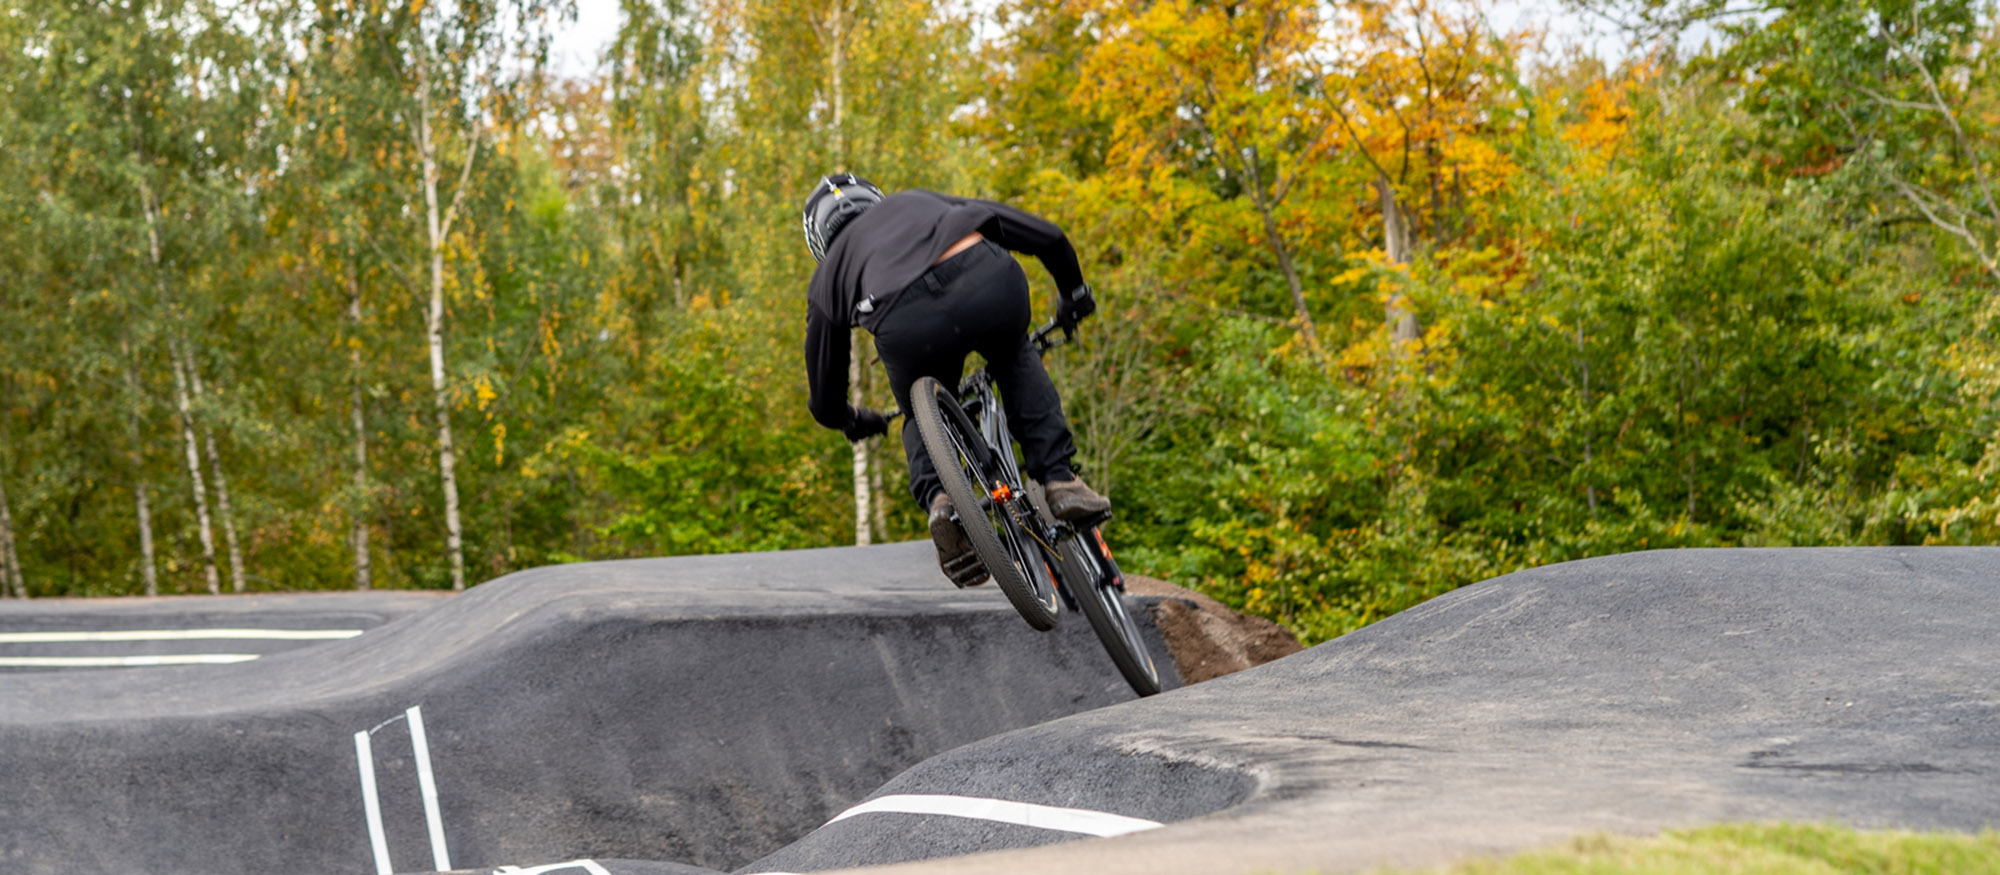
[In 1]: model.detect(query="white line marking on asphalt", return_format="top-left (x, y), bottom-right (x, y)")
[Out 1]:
top-left (0, 654), bottom-right (261, 667)
top-left (355, 730), bottom-right (393, 875)
top-left (0, 628), bottom-right (363, 643)
top-left (826, 794), bottom-right (1164, 837)
top-left (406, 705), bottom-right (452, 871)
top-left (492, 860), bottom-right (612, 875)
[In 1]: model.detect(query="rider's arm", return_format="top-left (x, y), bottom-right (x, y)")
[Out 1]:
top-left (975, 201), bottom-right (1086, 294)
top-left (804, 303), bottom-right (857, 431)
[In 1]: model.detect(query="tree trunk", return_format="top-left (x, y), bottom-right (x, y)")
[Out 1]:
top-left (182, 344), bottom-right (245, 592)
top-left (124, 340), bottom-right (159, 595)
top-left (1245, 162), bottom-right (1323, 363)
top-left (869, 422), bottom-right (889, 541)
top-left (0, 468), bottom-right (24, 599)
top-left (1377, 173), bottom-right (1421, 350)
top-left (169, 339), bottom-right (222, 595)
top-left (348, 267), bottom-right (373, 590)
top-left (849, 338), bottom-right (872, 545)
top-left (415, 54), bottom-right (469, 591)
top-left (823, 0), bottom-right (873, 545)
top-left (1261, 204), bottom-right (1321, 358)
top-left (1577, 319), bottom-right (1596, 516)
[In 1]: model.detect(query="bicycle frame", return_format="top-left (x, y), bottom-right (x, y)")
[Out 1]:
top-left (951, 322), bottom-right (1104, 582)
top-left (897, 318), bottom-right (1158, 695)
top-left (955, 372), bottom-right (1054, 547)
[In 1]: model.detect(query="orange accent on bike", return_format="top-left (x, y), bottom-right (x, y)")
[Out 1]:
top-left (990, 484), bottom-right (1013, 502)
top-left (1094, 528), bottom-right (1113, 560)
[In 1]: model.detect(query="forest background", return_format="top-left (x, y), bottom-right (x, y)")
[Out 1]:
top-left (2, 0), bottom-right (1996, 643)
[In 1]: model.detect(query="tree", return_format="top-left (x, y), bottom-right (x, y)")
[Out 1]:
top-left (1074, 0), bottom-right (1339, 363)
top-left (710, 0), bottom-right (978, 544)
top-left (1322, 0), bottom-right (1525, 354)
top-left (0, 466), bottom-right (23, 598)
top-left (122, 342), bottom-right (161, 595)
top-left (379, 0), bottom-right (561, 590)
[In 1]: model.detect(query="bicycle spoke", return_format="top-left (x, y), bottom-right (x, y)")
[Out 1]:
top-left (911, 375), bottom-right (1060, 631)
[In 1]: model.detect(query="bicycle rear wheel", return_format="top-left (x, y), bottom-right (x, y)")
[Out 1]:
top-left (1061, 529), bottom-right (1161, 696)
top-left (910, 377), bottom-right (1061, 631)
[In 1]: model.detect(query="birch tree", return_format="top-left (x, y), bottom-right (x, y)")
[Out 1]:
top-left (725, 0), bottom-right (977, 543)
top-left (0, 470), bottom-right (22, 599)
top-left (180, 344), bottom-right (245, 591)
top-left (167, 338), bottom-right (223, 594)
top-left (347, 266), bottom-right (374, 589)
top-left (270, 0), bottom-right (407, 590)
top-left (137, 173), bottom-right (224, 596)
top-left (813, 0), bottom-right (877, 544)
top-left (389, 0), bottom-right (560, 589)
top-left (124, 341), bottom-right (161, 595)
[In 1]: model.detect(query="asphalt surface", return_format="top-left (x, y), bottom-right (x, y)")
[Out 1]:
top-left (2, 546), bottom-right (1994, 875)
top-left (781, 547), bottom-right (2000, 875)
top-left (0, 541), bottom-right (1176, 875)
top-left (0, 590), bottom-right (444, 671)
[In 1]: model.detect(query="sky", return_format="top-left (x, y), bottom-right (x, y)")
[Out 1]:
top-left (548, 0), bottom-right (624, 78)
top-left (543, 0), bottom-right (1644, 80)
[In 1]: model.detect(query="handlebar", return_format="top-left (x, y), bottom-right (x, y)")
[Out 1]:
top-left (1031, 317), bottom-right (1075, 355)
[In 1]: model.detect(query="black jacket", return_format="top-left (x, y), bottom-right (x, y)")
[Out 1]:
top-left (805, 190), bottom-right (1084, 431)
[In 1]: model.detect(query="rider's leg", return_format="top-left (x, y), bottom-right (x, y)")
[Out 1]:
top-left (982, 329), bottom-right (1077, 482)
top-left (953, 252), bottom-right (1080, 480)
top-left (875, 240), bottom-right (1033, 504)
top-left (875, 238), bottom-right (1106, 510)
top-left (876, 290), bottom-right (974, 511)
top-left (875, 256), bottom-right (991, 587)
top-left (943, 245), bottom-right (1109, 519)
top-left (985, 328), bottom-right (1110, 519)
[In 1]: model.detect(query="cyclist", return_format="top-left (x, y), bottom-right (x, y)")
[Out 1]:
top-left (801, 173), bottom-right (1110, 588)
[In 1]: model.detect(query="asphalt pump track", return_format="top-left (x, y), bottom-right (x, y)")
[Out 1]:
top-left (1, 544), bottom-right (1995, 875)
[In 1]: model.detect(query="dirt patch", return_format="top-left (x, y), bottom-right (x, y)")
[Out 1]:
top-left (1124, 575), bottom-right (1304, 684)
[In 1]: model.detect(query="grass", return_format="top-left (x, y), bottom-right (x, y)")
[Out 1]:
top-left (1396, 823), bottom-right (2000, 874)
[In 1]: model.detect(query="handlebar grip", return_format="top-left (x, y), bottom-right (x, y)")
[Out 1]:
top-left (1031, 318), bottom-right (1072, 354)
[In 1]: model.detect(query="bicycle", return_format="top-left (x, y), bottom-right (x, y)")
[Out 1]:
top-left (896, 319), bottom-right (1162, 697)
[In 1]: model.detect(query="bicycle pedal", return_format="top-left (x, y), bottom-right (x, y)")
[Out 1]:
top-left (1073, 509), bottom-right (1114, 529)
top-left (943, 553), bottom-right (989, 588)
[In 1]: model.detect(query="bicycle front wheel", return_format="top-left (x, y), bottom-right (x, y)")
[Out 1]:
top-left (1062, 529), bottom-right (1161, 696)
top-left (910, 377), bottom-right (1061, 631)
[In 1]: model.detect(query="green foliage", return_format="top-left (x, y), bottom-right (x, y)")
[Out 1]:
top-left (582, 312), bottom-right (849, 556)
top-left (1, 0), bottom-right (1995, 656)
top-left (1012, 23), bottom-right (1990, 642)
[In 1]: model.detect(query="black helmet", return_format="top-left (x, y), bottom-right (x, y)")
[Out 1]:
top-left (802, 173), bottom-right (885, 261)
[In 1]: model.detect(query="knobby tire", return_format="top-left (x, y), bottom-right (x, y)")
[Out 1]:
top-left (910, 377), bottom-right (1061, 631)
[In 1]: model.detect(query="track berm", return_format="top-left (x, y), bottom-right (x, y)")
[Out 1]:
top-left (1, 544), bottom-right (1994, 874)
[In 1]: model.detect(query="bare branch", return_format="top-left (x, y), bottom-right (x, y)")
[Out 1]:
top-left (1321, 82), bottom-right (1396, 181)
top-left (1900, 21), bottom-right (2000, 227)
top-left (1890, 174), bottom-right (1999, 276)
top-left (358, 223), bottom-right (425, 294)
top-left (439, 124), bottom-right (483, 243)
top-left (1849, 82), bottom-right (1944, 114)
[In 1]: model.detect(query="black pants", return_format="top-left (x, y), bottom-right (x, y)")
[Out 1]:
top-left (873, 240), bottom-right (1078, 510)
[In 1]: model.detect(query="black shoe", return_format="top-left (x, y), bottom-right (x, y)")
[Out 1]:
top-left (929, 494), bottom-right (989, 588)
top-left (1043, 476), bottom-right (1111, 521)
